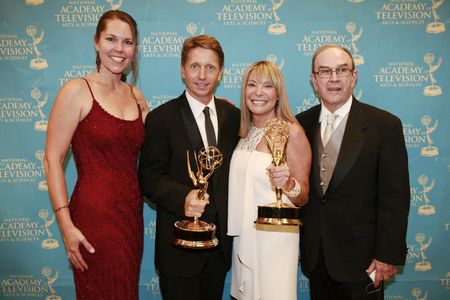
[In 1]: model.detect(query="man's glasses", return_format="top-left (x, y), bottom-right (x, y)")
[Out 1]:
top-left (314, 67), bottom-right (353, 78)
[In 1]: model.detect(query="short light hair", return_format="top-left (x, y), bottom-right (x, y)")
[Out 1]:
top-left (239, 61), bottom-right (297, 138)
top-left (311, 44), bottom-right (355, 73)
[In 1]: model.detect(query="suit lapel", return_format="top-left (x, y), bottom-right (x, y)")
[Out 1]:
top-left (327, 99), bottom-right (367, 192)
top-left (179, 94), bottom-right (204, 153)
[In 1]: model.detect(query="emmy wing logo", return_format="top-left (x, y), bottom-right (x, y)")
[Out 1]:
top-left (32, 88), bottom-right (48, 131)
top-left (346, 22), bottom-right (364, 65)
top-left (414, 233), bottom-right (432, 272)
top-left (26, 26), bottom-right (48, 70)
top-left (186, 23), bottom-right (205, 36)
top-left (411, 288), bottom-right (428, 300)
top-left (38, 209), bottom-right (60, 249)
top-left (106, 0), bottom-right (123, 10)
top-left (41, 267), bottom-right (62, 300)
top-left (423, 53), bottom-right (442, 96)
top-left (268, 0), bottom-right (286, 34)
top-left (427, 0), bottom-right (445, 33)
top-left (266, 54), bottom-right (285, 70)
top-left (35, 150), bottom-right (47, 190)
top-left (420, 115), bottom-right (439, 157)
top-left (25, 0), bottom-right (44, 5)
top-left (416, 175), bottom-right (435, 215)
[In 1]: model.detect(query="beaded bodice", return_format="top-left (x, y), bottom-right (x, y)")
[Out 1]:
top-left (235, 125), bottom-right (265, 152)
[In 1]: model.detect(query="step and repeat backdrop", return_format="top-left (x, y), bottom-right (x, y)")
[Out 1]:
top-left (1, 0), bottom-right (449, 299)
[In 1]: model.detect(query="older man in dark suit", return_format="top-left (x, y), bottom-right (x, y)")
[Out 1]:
top-left (296, 44), bottom-right (410, 300)
top-left (138, 35), bottom-right (240, 300)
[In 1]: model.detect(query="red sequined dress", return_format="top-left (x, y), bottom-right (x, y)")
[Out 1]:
top-left (69, 79), bottom-right (144, 299)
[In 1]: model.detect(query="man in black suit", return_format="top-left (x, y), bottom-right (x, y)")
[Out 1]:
top-left (138, 35), bottom-right (240, 300)
top-left (296, 44), bottom-right (410, 299)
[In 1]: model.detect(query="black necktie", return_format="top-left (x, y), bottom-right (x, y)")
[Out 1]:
top-left (203, 107), bottom-right (217, 147)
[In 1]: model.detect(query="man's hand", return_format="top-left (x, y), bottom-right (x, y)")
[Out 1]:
top-left (184, 189), bottom-right (209, 218)
top-left (366, 259), bottom-right (398, 288)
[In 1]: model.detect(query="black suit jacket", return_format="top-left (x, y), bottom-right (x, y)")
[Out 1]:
top-left (138, 92), bottom-right (240, 277)
top-left (296, 98), bottom-right (410, 283)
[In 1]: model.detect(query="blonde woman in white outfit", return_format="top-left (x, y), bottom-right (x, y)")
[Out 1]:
top-left (228, 61), bottom-right (311, 300)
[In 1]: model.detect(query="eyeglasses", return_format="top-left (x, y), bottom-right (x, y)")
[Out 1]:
top-left (314, 67), bottom-right (353, 78)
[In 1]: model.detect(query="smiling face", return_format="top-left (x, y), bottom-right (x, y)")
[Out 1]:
top-left (245, 70), bottom-right (278, 126)
top-left (181, 47), bottom-right (223, 105)
top-left (311, 47), bottom-right (358, 112)
top-left (95, 18), bottom-right (136, 77)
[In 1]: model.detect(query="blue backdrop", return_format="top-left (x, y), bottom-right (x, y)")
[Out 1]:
top-left (1, 0), bottom-right (449, 299)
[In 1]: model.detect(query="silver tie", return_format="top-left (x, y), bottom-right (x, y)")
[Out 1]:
top-left (322, 113), bottom-right (336, 146)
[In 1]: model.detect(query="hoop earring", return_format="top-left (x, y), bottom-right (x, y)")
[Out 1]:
top-left (96, 52), bottom-right (100, 73)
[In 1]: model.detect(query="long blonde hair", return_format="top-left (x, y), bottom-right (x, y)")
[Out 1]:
top-left (239, 61), bottom-right (297, 137)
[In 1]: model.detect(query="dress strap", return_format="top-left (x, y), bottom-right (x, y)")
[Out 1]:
top-left (81, 78), bottom-right (95, 101)
top-left (128, 84), bottom-right (142, 117)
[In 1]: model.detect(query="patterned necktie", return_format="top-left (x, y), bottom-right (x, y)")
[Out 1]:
top-left (322, 113), bottom-right (336, 146)
top-left (203, 107), bottom-right (217, 147)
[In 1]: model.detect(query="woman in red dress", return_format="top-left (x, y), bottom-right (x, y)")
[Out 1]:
top-left (44, 10), bottom-right (149, 299)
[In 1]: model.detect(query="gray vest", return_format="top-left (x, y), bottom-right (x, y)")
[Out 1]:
top-left (318, 114), bottom-right (349, 194)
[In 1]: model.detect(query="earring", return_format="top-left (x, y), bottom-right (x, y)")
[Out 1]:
top-left (96, 52), bottom-right (100, 73)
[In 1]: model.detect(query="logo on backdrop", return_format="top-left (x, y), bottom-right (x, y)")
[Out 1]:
top-left (441, 272), bottom-right (450, 289)
top-left (415, 175), bottom-right (436, 215)
top-left (0, 95), bottom-right (38, 124)
top-left (0, 33), bottom-right (33, 62)
top-left (41, 267), bottom-right (62, 300)
top-left (411, 288), bottom-right (429, 300)
top-left (26, 26), bottom-right (48, 70)
top-left (427, 0), bottom-right (446, 33)
top-left (140, 30), bottom-right (185, 59)
top-left (32, 88), bottom-right (48, 132)
top-left (58, 65), bottom-right (95, 86)
top-left (346, 22), bottom-right (364, 65)
top-left (216, 0), bottom-right (274, 28)
top-left (1, 271), bottom-right (57, 298)
top-left (222, 62), bottom-right (251, 89)
top-left (39, 209), bottom-right (60, 249)
top-left (376, 1), bottom-right (432, 25)
top-left (423, 53), bottom-right (442, 96)
top-left (25, 0), bottom-right (45, 5)
top-left (374, 60), bottom-right (429, 89)
top-left (266, 54), bottom-right (284, 70)
top-left (144, 275), bottom-right (160, 296)
top-left (144, 220), bottom-right (156, 239)
top-left (296, 22), bottom-right (362, 57)
top-left (107, 0), bottom-right (123, 10)
top-left (413, 232), bottom-right (432, 272)
top-left (298, 273), bottom-right (309, 292)
top-left (267, 0), bottom-right (286, 34)
top-left (296, 93), bottom-right (320, 114)
top-left (55, 0), bottom-right (107, 28)
top-left (0, 156), bottom-right (44, 186)
top-left (35, 150), bottom-right (47, 191)
top-left (0, 216), bottom-right (46, 243)
top-left (187, 0), bottom-right (206, 3)
top-left (420, 115), bottom-right (439, 157)
top-left (348, 0), bottom-right (365, 2)
top-left (147, 95), bottom-right (177, 110)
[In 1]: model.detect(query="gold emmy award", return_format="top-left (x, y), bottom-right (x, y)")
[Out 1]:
top-left (172, 146), bottom-right (223, 249)
top-left (255, 118), bottom-right (301, 226)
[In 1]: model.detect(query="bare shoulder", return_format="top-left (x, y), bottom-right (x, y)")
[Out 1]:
top-left (287, 121), bottom-right (306, 139)
top-left (55, 78), bottom-right (90, 108)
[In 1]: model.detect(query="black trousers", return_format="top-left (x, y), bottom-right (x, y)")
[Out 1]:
top-left (159, 244), bottom-right (228, 300)
top-left (309, 244), bottom-right (384, 300)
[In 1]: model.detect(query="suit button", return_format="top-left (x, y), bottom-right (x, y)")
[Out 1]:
top-left (320, 182), bottom-right (325, 186)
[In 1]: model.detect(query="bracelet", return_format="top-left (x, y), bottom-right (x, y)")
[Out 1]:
top-left (283, 177), bottom-right (301, 198)
top-left (54, 205), bottom-right (69, 213)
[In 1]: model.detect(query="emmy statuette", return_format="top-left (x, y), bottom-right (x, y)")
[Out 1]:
top-left (255, 118), bottom-right (301, 226)
top-left (172, 146), bottom-right (223, 249)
